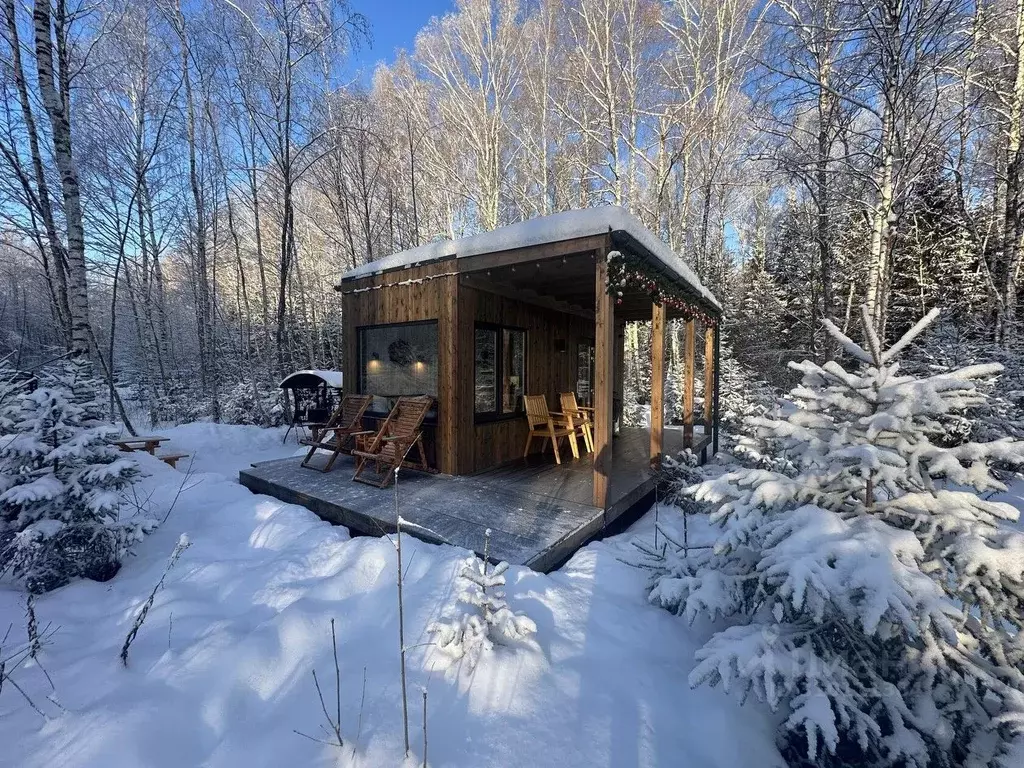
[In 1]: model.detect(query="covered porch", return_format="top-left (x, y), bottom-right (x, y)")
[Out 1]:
top-left (448, 211), bottom-right (721, 507)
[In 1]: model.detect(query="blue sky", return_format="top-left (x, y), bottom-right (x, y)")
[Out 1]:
top-left (349, 0), bottom-right (454, 77)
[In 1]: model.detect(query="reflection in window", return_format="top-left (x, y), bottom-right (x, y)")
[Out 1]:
top-left (503, 329), bottom-right (525, 413)
top-left (474, 329), bottom-right (497, 413)
top-left (474, 325), bottom-right (526, 416)
top-left (577, 342), bottom-right (594, 406)
top-left (358, 322), bottom-right (438, 411)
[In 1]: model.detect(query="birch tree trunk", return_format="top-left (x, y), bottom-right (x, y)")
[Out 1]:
top-left (865, 103), bottom-right (896, 335)
top-left (3, 0), bottom-right (71, 339)
top-left (33, 0), bottom-right (90, 355)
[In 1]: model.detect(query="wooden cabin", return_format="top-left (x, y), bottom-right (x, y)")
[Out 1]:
top-left (336, 206), bottom-right (722, 510)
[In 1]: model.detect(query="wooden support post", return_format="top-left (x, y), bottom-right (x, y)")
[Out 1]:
top-left (704, 325), bottom-right (715, 434)
top-left (713, 319), bottom-right (721, 455)
top-left (650, 303), bottom-right (665, 466)
top-left (614, 321), bottom-right (626, 433)
top-left (593, 253), bottom-right (614, 509)
top-left (683, 319), bottom-right (695, 447)
top-left (437, 275), bottom-right (458, 474)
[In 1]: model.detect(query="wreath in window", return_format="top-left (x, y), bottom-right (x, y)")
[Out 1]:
top-left (388, 338), bottom-right (415, 366)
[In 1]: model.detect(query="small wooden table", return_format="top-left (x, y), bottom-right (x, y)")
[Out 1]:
top-left (111, 436), bottom-right (169, 455)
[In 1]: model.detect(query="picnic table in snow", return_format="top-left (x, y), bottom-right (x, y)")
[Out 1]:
top-left (110, 436), bottom-right (188, 468)
top-left (111, 435), bottom-right (169, 455)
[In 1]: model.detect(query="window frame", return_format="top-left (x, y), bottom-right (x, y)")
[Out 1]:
top-left (474, 322), bottom-right (528, 423)
top-left (356, 319), bottom-right (439, 416)
top-left (576, 340), bottom-right (595, 407)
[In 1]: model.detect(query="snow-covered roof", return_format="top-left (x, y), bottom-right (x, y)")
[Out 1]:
top-left (278, 370), bottom-right (343, 389)
top-left (338, 207), bottom-right (721, 311)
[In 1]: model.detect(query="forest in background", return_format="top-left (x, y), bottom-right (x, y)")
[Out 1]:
top-left (3, 0), bottom-right (1024, 427)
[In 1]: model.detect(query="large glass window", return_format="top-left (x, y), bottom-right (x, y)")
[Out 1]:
top-left (358, 322), bottom-right (438, 411)
top-left (474, 329), bottom-right (497, 412)
top-left (577, 342), bottom-right (594, 406)
top-left (474, 324), bottom-right (526, 417)
top-left (503, 329), bottom-right (525, 413)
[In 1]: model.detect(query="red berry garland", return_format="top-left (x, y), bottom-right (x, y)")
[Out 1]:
top-left (606, 252), bottom-right (718, 328)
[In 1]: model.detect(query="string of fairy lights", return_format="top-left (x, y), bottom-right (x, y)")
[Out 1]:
top-left (339, 253), bottom-right (719, 328)
top-left (606, 251), bottom-right (718, 328)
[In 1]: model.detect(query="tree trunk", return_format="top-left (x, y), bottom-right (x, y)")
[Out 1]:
top-left (174, 6), bottom-right (211, 391)
top-left (32, 0), bottom-right (89, 355)
top-left (999, 0), bottom-right (1024, 344)
top-left (865, 102), bottom-right (895, 337)
top-left (816, 80), bottom-right (834, 356)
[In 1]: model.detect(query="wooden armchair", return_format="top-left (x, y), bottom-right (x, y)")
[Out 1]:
top-left (559, 392), bottom-right (594, 454)
top-left (300, 394), bottom-right (373, 472)
top-left (523, 394), bottom-right (579, 465)
top-left (351, 395), bottom-right (434, 488)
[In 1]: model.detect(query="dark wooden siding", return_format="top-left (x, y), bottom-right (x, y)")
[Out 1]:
top-left (339, 259), bottom-right (460, 474)
top-left (455, 282), bottom-right (595, 474)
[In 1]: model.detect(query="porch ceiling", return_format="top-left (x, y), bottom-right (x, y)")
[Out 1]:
top-left (460, 250), bottom-right (706, 323)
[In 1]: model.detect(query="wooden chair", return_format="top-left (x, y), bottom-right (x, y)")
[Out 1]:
top-left (559, 392), bottom-right (594, 454)
top-left (351, 395), bottom-right (433, 488)
top-left (300, 394), bottom-right (373, 472)
top-left (523, 394), bottom-right (579, 465)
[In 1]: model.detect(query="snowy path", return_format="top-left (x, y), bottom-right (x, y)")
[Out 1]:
top-left (0, 425), bottom-right (782, 768)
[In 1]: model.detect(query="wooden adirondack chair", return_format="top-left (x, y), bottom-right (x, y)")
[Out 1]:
top-left (523, 394), bottom-right (579, 465)
top-left (351, 395), bottom-right (433, 487)
top-left (300, 394), bottom-right (373, 472)
top-left (559, 392), bottom-right (594, 454)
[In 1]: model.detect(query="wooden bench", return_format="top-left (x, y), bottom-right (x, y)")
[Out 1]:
top-left (111, 436), bottom-right (169, 455)
top-left (156, 453), bottom-right (189, 469)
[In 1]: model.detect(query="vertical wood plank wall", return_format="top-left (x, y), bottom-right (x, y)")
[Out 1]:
top-left (457, 281), bottom-right (595, 474)
top-left (340, 260), bottom-right (459, 473)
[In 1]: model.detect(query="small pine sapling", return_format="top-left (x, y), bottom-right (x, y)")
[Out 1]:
top-left (653, 307), bottom-right (1024, 767)
top-left (429, 530), bottom-right (537, 668)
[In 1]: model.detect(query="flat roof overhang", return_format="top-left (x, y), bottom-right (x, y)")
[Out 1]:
top-left (337, 230), bottom-right (721, 324)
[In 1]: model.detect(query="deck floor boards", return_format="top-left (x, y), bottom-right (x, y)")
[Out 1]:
top-left (239, 426), bottom-right (706, 572)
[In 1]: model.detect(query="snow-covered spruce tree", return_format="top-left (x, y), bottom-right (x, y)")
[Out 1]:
top-left (220, 380), bottom-right (284, 427)
top-left (715, 345), bottom-right (789, 470)
top-left (0, 364), bottom-right (148, 594)
top-left (650, 307), bottom-right (1024, 767)
top-left (44, 357), bottom-right (109, 426)
top-left (429, 542), bottom-right (536, 669)
top-left (902, 317), bottom-right (1024, 446)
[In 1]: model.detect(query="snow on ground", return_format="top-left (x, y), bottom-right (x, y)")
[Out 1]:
top-left (0, 424), bottom-right (783, 768)
top-left (112, 422), bottom-right (302, 478)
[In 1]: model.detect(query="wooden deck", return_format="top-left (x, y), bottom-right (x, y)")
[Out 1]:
top-left (239, 426), bottom-right (708, 572)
